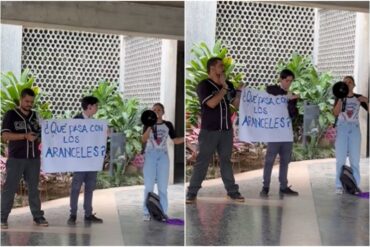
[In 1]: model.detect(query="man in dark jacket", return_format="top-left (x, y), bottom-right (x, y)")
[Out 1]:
top-left (260, 69), bottom-right (300, 197)
top-left (186, 57), bottom-right (244, 203)
top-left (67, 96), bottom-right (103, 225)
top-left (1, 88), bottom-right (48, 229)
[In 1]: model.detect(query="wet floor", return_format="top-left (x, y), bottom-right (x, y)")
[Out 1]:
top-left (1, 183), bottom-right (184, 246)
top-left (186, 159), bottom-right (369, 246)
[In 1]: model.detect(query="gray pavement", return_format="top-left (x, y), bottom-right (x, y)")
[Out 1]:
top-left (1, 183), bottom-right (184, 246)
top-left (186, 158), bottom-right (369, 246)
top-left (1, 158), bottom-right (369, 246)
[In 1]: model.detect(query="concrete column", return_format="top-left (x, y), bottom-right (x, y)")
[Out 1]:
top-left (185, 0), bottom-right (217, 64)
top-left (1, 24), bottom-right (22, 76)
top-left (119, 35), bottom-right (125, 94)
top-left (160, 39), bottom-right (178, 184)
top-left (312, 9), bottom-right (320, 66)
top-left (353, 12), bottom-right (369, 157)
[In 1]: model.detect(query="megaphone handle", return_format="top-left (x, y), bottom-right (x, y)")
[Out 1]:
top-left (152, 125), bottom-right (158, 140)
top-left (341, 98), bottom-right (346, 112)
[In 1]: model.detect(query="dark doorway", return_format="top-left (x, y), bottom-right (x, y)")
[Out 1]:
top-left (174, 40), bottom-right (184, 183)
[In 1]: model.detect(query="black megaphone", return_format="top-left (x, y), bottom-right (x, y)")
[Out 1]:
top-left (141, 110), bottom-right (158, 139)
top-left (332, 81), bottom-right (349, 99)
top-left (141, 110), bottom-right (157, 127)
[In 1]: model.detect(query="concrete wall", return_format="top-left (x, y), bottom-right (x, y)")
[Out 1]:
top-left (353, 12), bottom-right (369, 157)
top-left (160, 40), bottom-right (178, 184)
top-left (185, 0), bottom-right (217, 64)
top-left (1, 24), bottom-right (22, 75)
top-left (1, 1), bottom-right (183, 40)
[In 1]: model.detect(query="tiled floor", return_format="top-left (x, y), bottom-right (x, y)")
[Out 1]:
top-left (186, 158), bottom-right (369, 246)
top-left (1, 183), bottom-right (184, 246)
top-left (1, 158), bottom-right (368, 246)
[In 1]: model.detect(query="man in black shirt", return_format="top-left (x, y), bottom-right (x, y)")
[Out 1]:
top-left (260, 69), bottom-right (299, 197)
top-left (1, 88), bottom-right (48, 229)
top-left (186, 57), bottom-right (244, 203)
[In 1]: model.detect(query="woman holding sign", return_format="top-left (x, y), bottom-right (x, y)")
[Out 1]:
top-left (141, 103), bottom-right (184, 221)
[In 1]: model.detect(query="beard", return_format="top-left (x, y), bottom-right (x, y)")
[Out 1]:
top-left (20, 105), bottom-right (32, 112)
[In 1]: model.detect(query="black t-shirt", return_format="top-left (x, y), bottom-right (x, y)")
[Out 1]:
top-left (266, 85), bottom-right (298, 119)
top-left (1, 108), bottom-right (41, 159)
top-left (197, 79), bottom-right (234, 131)
top-left (334, 94), bottom-right (368, 112)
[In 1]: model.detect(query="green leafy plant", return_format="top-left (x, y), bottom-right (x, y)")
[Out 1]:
top-left (276, 53), bottom-right (335, 150)
top-left (1, 69), bottom-right (52, 120)
top-left (1, 69), bottom-right (53, 156)
top-left (186, 40), bottom-right (245, 127)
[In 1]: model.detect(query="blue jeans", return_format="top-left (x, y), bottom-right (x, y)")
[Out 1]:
top-left (69, 171), bottom-right (97, 216)
top-left (263, 142), bottom-right (293, 190)
top-left (143, 149), bottom-right (169, 215)
top-left (335, 121), bottom-right (361, 188)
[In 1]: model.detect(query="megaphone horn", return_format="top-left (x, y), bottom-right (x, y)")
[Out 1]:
top-left (141, 110), bottom-right (157, 127)
top-left (332, 81), bottom-right (349, 99)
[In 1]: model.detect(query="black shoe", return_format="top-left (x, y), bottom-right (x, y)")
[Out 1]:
top-left (67, 215), bottom-right (76, 225)
top-left (84, 214), bottom-right (103, 223)
top-left (33, 216), bottom-right (49, 227)
top-left (186, 193), bottom-right (197, 204)
top-left (1, 218), bottom-right (8, 229)
top-left (260, 187), bottom-right (269, 197)
top-left (227, 192), bottom-right (245, 202)
top-left (280, 186), bottom-right (299, 196)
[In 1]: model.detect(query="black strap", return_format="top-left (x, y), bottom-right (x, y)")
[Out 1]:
top-left (333, 98), bottom-right (346, 128)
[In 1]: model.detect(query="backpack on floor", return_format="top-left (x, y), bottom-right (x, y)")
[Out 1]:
top-left (340, 165), bottom-right (361, 195)
top-left (146, 192), bottom-right (168, 222)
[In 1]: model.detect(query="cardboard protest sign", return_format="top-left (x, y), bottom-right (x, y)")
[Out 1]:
top-left (239, 88), bottom-right (293, 143)
top-left (41, 119), bottom-right (108, 172)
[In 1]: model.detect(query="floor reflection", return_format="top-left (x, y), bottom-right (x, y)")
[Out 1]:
top-left (1, 231), bottom-right (91, 246)
top-left (186, 200), bottom-right (283, 246)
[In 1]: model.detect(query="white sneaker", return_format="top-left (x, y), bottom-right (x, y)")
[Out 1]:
top-left (335, 188), bottom-right (343, 194)
top-left (143, 214), bottom-right (151, 221)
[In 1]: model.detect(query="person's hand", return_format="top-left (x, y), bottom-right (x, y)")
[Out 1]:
top-left (107, 128), bottom-right (112, 137)
top-left (287, 92), bottom-right (299, 100)
top-left (358, 96), bottom-right (368, 103)
top-left (220, 73), bottom-right (228, 90)
top-left (236, 84), bottom-right (244, 90)
top-left (25, 132), bottom-right (38, 142)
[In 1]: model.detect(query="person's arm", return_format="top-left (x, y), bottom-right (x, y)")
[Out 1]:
top-left (288, 99), bottom-right (298, 119)
top-left (165, 121), bottom-right (184, 145)
top-left (173, 137), bottom-right (184, 145)
top-left (204, 88), bottom-right (228, 109)
top-left (199, 75), bottom-right (229, 109)
top-left (357, 95), bottom-right (369, 111)
top-left (1, 111), bottom-right (38, 142)
top-left (141, 126), bottom-right (151, 143)
top-left (333, 98), bottom-right (343, 116)
top-left (205, 76), bottom-right (229, 109)
top-left (2, 132), bottom-right (37, 142)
